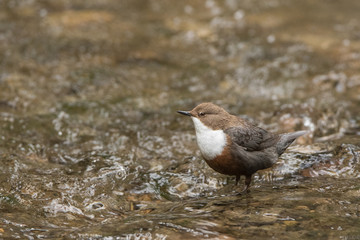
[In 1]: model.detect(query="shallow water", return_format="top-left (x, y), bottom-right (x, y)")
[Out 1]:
top-left (0, 0), bottom-right (360, 239)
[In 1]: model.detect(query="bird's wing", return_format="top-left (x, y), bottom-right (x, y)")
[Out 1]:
top-left (224, 124), bottom-right (279, 151)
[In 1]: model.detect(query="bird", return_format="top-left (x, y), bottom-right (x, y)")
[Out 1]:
top-left (177, 102), bottom-right (307, 193)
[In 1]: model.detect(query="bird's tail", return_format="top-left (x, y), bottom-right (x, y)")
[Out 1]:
top-left (276, 130), bottom-right (308, 155)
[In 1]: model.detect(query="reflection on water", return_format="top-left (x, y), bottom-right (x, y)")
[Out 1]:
top-left (0, 0), bottom-right (360, 239)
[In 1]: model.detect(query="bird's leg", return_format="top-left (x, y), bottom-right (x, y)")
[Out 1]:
top-left (235, 175), bottom-right (240, 186)
top-left (240, 175), bottom-right (252, 193)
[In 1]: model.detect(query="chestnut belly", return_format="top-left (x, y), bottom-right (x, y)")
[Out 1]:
top-left (203, 146), bottom-right (246, 176)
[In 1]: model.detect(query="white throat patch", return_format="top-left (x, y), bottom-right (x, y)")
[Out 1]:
top-left (191, 117), bottom-right (227, 160)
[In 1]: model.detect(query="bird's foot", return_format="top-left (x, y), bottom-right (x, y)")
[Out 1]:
top-left (235, 175), bottom-right (252, 195)
top-left (235, 186), bottom-right (250, 195)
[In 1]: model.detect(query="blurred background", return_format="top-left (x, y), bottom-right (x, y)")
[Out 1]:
top-left (0, 0), bottom-right (359, 239)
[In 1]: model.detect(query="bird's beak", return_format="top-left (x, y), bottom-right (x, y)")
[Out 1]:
top-left (177, 110), bottom-right (192, 117)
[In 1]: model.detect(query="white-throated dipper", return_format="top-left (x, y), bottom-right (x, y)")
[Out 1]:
top-left (177, 102), bottom-right (307, 193)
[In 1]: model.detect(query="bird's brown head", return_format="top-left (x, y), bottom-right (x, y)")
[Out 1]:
top-left (177, 102), bottom-right (235, 130)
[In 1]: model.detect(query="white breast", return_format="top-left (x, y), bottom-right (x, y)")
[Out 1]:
top-left (191, 117), bottom-right (227, 160)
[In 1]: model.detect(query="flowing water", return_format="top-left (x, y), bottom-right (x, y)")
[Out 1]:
top-left (0, 0), bottom-right (360, 239)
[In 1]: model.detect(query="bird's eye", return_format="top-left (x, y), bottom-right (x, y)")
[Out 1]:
top-left (199, 112), bottom-right (205, 117)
